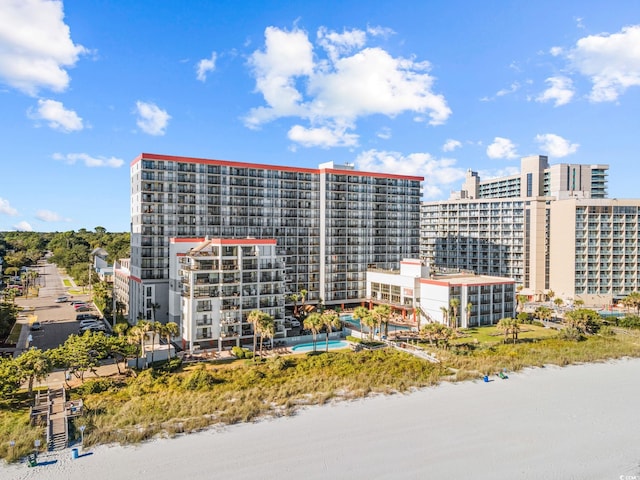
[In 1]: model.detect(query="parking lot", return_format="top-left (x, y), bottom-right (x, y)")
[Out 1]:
top-left (14, 262), bottom-right (106, 352)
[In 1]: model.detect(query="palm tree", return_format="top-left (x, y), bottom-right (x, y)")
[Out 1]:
top-left (112, 322), bottom-right (129, 337)
top-left (162, 321), bottom-right (179, 354)
top-left (440, 306), bottom-right (448, 327)
top-left (352, 306), bottom-right (369, 337)
top-left (150, 302), bottom-right (161, 323)
top-left (449, 298), bottom-right (460, 329)
top-left (361, 314), bottom-right (377, 342)
top-left (373, 304), bottom-right (392, 338)
top-left (259, 314), bottom-right (275, 358)
top-left (516, 294), bottom-right (528, 314)
top-left (247, 309), bottom-right (264, 362)
top-left (321, 310), bottom-right (341, 352)
top-left (303, 312), bottom-right (323, 352)
top-left (497, 317), bottom-right (513, 343)
top-left (466, 302), bottom-right (473, 327)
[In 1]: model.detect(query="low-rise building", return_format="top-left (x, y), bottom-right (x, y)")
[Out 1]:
top-left (367, 259), bottom-right (515, 328)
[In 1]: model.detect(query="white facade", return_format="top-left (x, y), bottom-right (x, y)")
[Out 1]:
top-left (170, 238), bottom-right (286, 351)
top-left (366, 259), bottom-right (515, 328)
top-left (113, 258), bottom-right (130, 318)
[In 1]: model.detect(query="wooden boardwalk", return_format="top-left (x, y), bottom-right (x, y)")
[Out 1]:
top-left (31, 387), bottom-right (83, 451)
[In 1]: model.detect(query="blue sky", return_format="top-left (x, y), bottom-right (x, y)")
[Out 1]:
top-left (1, 0), bottom-right (639, 232)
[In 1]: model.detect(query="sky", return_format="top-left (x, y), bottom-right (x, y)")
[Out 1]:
top-left (1, 0), bottom-right (640, 233)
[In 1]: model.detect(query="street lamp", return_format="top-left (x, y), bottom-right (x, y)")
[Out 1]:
top-left (79, 425), bottom-right (86, 447)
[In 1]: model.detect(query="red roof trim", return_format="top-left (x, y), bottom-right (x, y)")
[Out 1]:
top-left (132, 153), bottom-right (424, 182)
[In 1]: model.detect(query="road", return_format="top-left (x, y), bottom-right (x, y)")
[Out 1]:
top-left (14, 261), bottom-right (97, 354)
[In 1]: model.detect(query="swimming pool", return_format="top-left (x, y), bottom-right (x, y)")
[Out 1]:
top-left (291, 340), bottom-right (349, 353)
top-left (340, 314), bottom-right (410, 332)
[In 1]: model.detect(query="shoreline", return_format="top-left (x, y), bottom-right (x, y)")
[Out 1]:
top-left (4, 357), bottom-right (640, 479)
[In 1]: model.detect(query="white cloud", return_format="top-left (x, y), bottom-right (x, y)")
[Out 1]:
top-left (536, 76), bottom-right (574, 106)
top-left (196, 51), bottom-right (217, 82)
top-left (287, 124), bottom-right (359, 148)
top-left (245, 26), bottom-right (451, 148)
top-left (52, 152), bottom-right (124, 168)
top-left (134, 101), bottom-right (170, 135)
top-left (442, 139), bottom-right (461, 152)
top-left (0, 198), bottom-right (18, 216)
top-left (317, 27), bottom-right (367, 62)
top-left (376, 127), bottom-right (391, 140)
top-left (496, 82), bottom-right (520, 97)
top-left (355, 149), bottom-right (466, 199)
top-left (535, 133), bottom-right (579, 157)
top-left (13, 221), bottom-right (33, 231)
top-left (35, 209), bottom-right (70, 222)
top-left (29, 98), bottom-right (83, 132)
top-left (477, 166), bottom-right (521, 180)
top-left (486, 137), bottom-right (518, 159)
top-left (566, 25), bottom-right (640, 102)
top-left (0, 0), bottom-right (87, 95)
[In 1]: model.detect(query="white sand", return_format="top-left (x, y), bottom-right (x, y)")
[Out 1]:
top-left (4, 358), bottom-right (640, 480)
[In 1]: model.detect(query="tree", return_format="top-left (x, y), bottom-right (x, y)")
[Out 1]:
top-left (15, 348), bottom-right (52, 396)
top-left (554, 298), bottom-right (564, 309)
top-left (440, 306), bottom-right (449, 327)
top-left (247, 309), bottom-right (265, 362)
top-left (516, 294), bottom-right (528, 314)
top-left (373, 304), bottom-right (392, 338)
top-left (303, 312), bottom-right (323, 352)
top-left (466, 302), bottom-right (473, 326)
top-left (352, 306), bottom-right (370, 338)
top-left (258, 314), bottom-right (275, 358)
top-left (321, 310), bottom-right (341, 352)
top-left (161, 321), bottom-right (179, 349)
top-left (622, 292), bottom-right (640, 314)
top-left (533, 306), bottom-right (553, 324)
top-left (497, 317), bottom-right (512, 342)
top-left (564, 309), bottom-right (601, 335)
top-left (449, 298), bottom-right (460, 329)
top-left (0, 357), bottom-right (22, 400)
top-left (420, 322), bottom-right (453, 349)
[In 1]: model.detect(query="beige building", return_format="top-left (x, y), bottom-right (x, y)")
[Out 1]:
top-left (421, 156), bottom-right (639, 307)
top-left (549, 199), bottom-right (640, 307)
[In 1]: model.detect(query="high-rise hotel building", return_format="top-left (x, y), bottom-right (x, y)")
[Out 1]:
top-left (130, 153), bottom-right (422, 324)
top-left (421, 155), bottom-right (639, 306)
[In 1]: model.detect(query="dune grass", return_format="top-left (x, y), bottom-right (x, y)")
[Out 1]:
top-left (2, 329), bottom-right (640, 460)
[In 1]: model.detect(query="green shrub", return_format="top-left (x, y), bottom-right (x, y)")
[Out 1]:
top-left (618, 315), bottom-right (640, 329)
top-left (182, 365), bottom-right (219, 391)
top-left (557, 328), bottom-right (585, 342)
top-left (231, 346), bottom-right (254, 359)
top-left (531, 321), bottom-right (544, 328)
top-left (76, 378), bottom-right (120, 395)
top-left (346, 335), bottom-right (361, 343)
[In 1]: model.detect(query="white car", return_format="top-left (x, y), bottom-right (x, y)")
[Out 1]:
top-left (79, 319), bottom-right (103, 328)
top-left (55, 296), bottom-right (69, 303)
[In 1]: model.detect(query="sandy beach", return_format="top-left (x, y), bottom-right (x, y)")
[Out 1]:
top-left (4, 358), bottom-right (640, 480)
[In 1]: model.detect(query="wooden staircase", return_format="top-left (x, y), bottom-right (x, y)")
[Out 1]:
top-left (48, 388), bottom-right (68, 451)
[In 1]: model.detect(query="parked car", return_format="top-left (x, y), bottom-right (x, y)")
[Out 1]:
top-left (70, 300), bottom-right (86, 306)
top-left (55, 296), bottom-right (69, 303)
top-left (76, 313), bottom-right (99, 321)
top-left (79, 325), bottom-right (106, 334)
top-left (75, 306), bottom-right (92, 312)
top-left (30, 321), bottom-right (42, 331)
top-left (79, 319), bottom-right (103, 328)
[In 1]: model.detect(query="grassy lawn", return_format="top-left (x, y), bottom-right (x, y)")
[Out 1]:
top-left (6, 321), bottom-right (22, 344)
top-left (454, 324), bottom-right (558, 345)
top-left (62, 279), bottom-right (72, 287)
